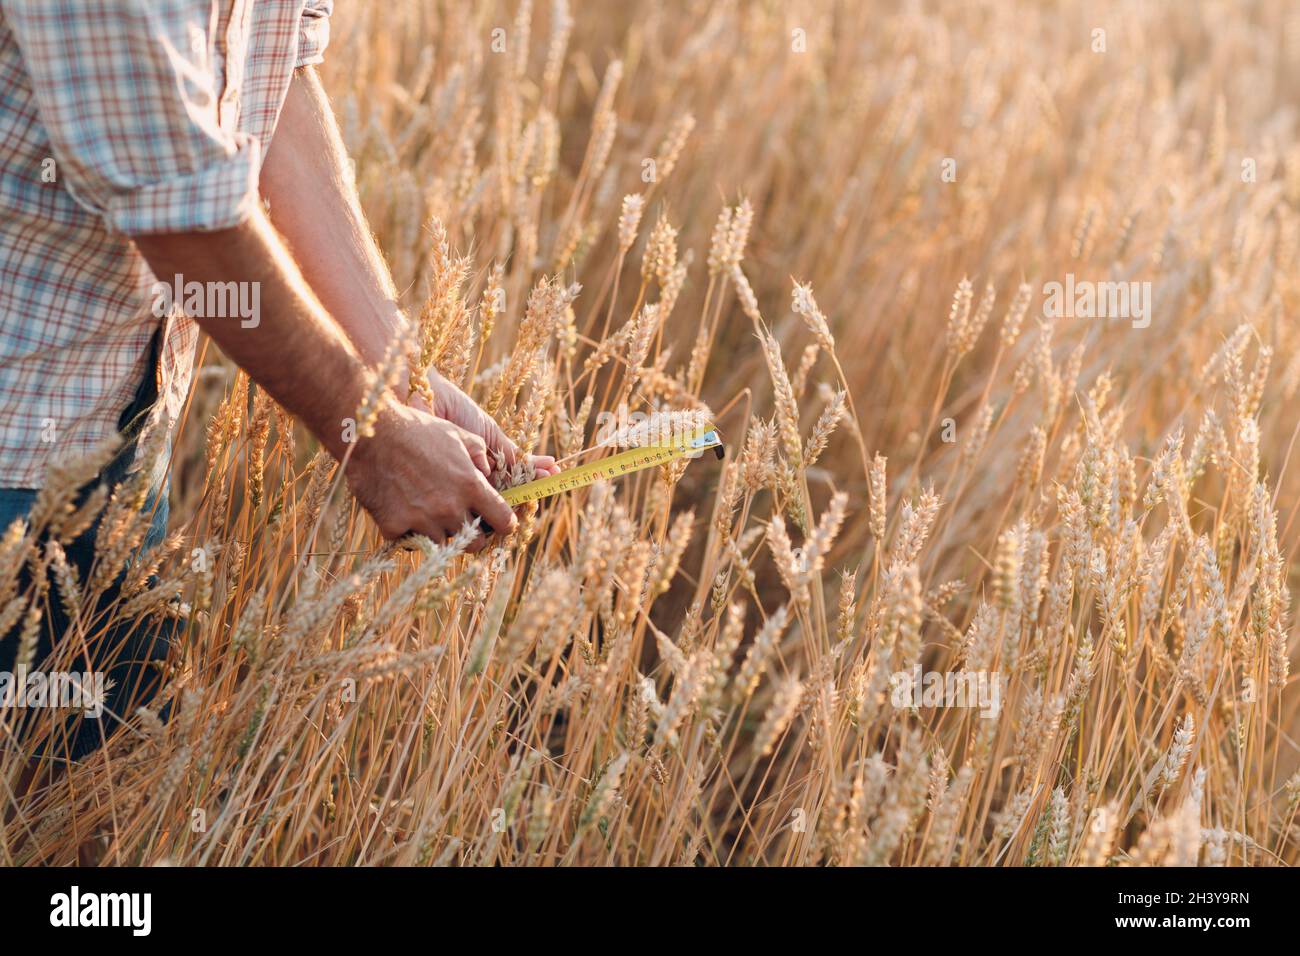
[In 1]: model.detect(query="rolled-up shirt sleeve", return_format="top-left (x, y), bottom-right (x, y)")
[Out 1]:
top-left (2, 0), bottom-right (262, 235)
top-left (295, 0), bottom-right (333, 69)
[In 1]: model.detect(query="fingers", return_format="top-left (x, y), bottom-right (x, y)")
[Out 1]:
top-left (398, 519), bottom-right (450, 546)
top-left (410, 466), bottom-right (512, 552)
top-left (456, 427), bottom-right (493, 478)
top-left (355, 406), bottom-right (535, 552)
top-left (436, 377), bottom-right (520, 469)
top-left (528, 454), bottom-right (559, 478)
top-left (374, 509), bottom-right (437, 544)
top-left (464, 523), bottom-right (490, 553)
top-left (481, 415), bottom-right (519, 468)
top-left (469, 470), bottom-right (517, 537)
top-left (353, 399), bottom-right (533, 554)
top-left (382, 497), bottom-right (513, 553)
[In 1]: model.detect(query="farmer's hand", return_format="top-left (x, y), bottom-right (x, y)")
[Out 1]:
top-left (345, 399), bottom-right (516, 551)
top-left (420, 371), bottom-right (560, 480)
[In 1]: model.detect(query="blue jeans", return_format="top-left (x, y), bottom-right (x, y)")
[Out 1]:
top-left (0, 486), bottom-right (170, 550)
top-left (0, 333), bottom-right (176, 761)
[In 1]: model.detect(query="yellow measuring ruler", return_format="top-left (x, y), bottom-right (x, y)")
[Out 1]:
top-left (500, 427), bottom-right (724, 507)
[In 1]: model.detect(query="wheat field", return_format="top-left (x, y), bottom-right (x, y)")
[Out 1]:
top-left (3, 0), bottom-right (1300, 866)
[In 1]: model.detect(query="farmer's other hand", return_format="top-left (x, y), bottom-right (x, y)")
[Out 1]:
top-left (419, 371), bottom-right (560, 480)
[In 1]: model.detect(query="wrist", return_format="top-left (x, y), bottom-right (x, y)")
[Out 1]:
top-left (403, 366), bottom-right (444, 414)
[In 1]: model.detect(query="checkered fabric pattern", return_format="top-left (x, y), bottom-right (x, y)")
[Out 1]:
top-left (0, 0), bottom-right (332, 487)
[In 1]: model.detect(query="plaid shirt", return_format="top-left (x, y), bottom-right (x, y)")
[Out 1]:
top-left (0, 0), bottom-right (333, 488)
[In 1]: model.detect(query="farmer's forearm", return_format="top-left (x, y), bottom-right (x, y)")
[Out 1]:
top-left (252, 67), bottom-right (549, 479)
top-left (259, 66), bottom-right (407, 370)
top-left (133, 211), bottom-right (374, 462)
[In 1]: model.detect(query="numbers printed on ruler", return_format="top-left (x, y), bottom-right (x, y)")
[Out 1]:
top-left (500, 428), bottom-right (723, 507)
